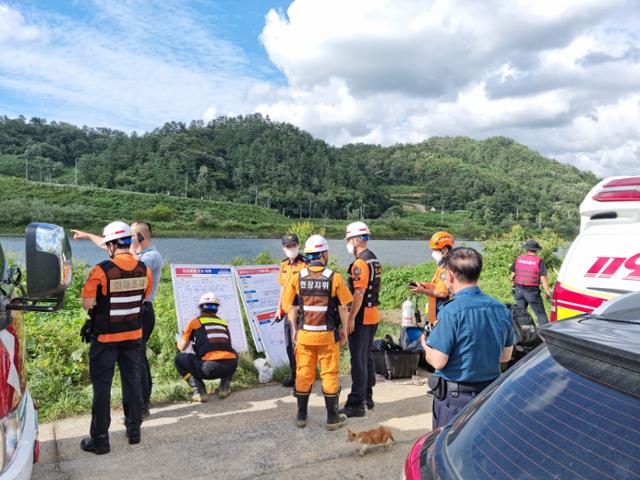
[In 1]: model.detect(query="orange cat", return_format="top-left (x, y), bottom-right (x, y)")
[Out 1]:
top-left (346, 426), bottom-right (396, 455)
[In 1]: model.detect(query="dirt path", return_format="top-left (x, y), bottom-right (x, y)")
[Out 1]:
top-left (34, 376), bottom-right (432, 480)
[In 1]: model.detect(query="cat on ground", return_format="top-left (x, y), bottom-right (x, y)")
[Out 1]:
top-left (346, 426), bottom-right (396, 456)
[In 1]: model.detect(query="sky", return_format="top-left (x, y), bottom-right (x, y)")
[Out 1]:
top-left (1, 1), bottom-right (639, 178)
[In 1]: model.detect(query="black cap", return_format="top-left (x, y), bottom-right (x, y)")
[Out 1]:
top-left (522, 239), bottom-right (542, 251)
top-left (282, 233), bottom-right (299, 246)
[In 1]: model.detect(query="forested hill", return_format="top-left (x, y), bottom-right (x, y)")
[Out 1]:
top-left (0, 115), bottom-right (598, 235)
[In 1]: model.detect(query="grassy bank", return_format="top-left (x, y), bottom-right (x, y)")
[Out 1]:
top-left (1, 175), bottom-right (529, 240)
top-left (24, 225), bottom-right (561, 421)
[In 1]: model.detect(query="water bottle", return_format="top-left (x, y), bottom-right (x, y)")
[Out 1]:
top-left (402, 298), bottom-right (415, 327)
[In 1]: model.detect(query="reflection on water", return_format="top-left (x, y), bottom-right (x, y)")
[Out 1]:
top-left (0, 236), bottom-right (482, 268)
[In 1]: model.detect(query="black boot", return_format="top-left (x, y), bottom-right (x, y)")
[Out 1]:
top-left (218, 377), bottom-right (231, 399)
top-left (295, 391), bottom-right (310, 428)
top-left (366, 397), bottom-right (375, 410)
top-left (339, 402), bottom-right (366, 417)
top-left (324, 392), bottom-right (347, 431)
top-left (80, 435), bottom-right (110, 455)
top-left (126, 428), bottom-right (141, 445)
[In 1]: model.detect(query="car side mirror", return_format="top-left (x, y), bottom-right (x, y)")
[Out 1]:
top-left (10, 223), bottom-right (72, 312)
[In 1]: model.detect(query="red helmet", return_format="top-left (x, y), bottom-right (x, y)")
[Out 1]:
top-left (429, 231), bottom-right (454, 250)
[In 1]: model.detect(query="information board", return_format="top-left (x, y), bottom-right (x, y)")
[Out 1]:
top-left (171, 265), bottom-right (249, 353)
top-left (234, 265), bottom-right (288, 367)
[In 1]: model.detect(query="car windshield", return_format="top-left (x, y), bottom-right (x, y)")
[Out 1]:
top-left (444, 348), bottom-right (640, 480)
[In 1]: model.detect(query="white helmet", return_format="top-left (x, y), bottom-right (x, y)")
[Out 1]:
top-left (199, 292), bottom-right (220, 307)
top-left (304, 234), bottom-right (329, 254)
top-left (345, 221), bottom-right (371, 239)
top-left (101, 221), bottom-right (133, 245)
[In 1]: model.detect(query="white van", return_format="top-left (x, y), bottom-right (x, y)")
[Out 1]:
top-left (551, 176), bottom-right (640, 321)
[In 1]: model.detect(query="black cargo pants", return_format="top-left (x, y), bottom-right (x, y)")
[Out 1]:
top-left (283, 315), bottom-right (296, 380)
top-left (140, 302), bottom-right (155, 410)
top-left (515, 286), bottom-right (548, 326)
top-left (346, 322), bottom-right (378, 407)
top-left (89, 339), bottom-right (143, 438)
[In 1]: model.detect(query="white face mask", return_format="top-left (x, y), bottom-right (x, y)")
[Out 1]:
top-left (283, 247), bottom-right (299, 259)
top-left (346, 242), bottom-right (356, 255)
top-left (431, 251), bottom-right (443, 264)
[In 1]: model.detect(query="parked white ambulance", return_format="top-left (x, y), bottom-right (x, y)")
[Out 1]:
top-left (551, 176), bottom-right (640, 321)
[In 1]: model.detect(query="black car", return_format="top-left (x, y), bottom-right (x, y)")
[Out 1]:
top-left (404, 291), bottom-right (640, 480)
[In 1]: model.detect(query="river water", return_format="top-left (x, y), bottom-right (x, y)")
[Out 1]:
top-left (0, 236), bottom-right (482, 267)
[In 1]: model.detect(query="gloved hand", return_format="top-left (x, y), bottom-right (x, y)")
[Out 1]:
top-left (80, 319), bottom-right (92, 343)
top-left (272, 313), bottom-right (283, 324)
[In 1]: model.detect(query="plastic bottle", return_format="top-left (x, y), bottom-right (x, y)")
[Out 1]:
top-left (402, 298), bottom-right (415, 327)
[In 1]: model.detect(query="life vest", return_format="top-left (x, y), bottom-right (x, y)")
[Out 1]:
top-left (191, 316), bottom-right (236, 359)
top-left (297, 267), bottom-right (339, 331)
top-left (513, 254), bottom-right (542, 287)
top-left (348, 249), bottom-right (381, 308)
top-left (93, 260), bottom-right (148, 337)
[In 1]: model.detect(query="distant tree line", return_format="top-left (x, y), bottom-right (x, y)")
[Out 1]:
top-left (0, 115), bottom-right (598, 235)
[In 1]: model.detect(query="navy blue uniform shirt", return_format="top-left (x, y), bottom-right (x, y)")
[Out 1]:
top-left (427, 286), bottom-right (514, 382)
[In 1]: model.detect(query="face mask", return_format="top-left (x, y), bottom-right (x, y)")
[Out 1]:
top-left (346, 242), bottom-right (355, 255)
top-left (283, 247), bottom-right (299, 259)
top-left (431, 251), bottom-right (443, 264)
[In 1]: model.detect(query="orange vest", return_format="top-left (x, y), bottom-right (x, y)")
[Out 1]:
top-left (297, 268), bottom-right (339, 331)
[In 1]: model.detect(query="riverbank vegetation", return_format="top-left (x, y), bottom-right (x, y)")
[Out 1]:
top-left (1, 115), bottom-right (597, 238)
top-left (24, 225), bottom-right (560, 421)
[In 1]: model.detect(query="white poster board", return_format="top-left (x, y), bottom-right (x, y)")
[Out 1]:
top-left (171, 265), bottom-right (249, 353)
top-left (234, 265), bottom-right (288, 367)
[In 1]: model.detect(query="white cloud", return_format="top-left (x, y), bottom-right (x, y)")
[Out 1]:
top-left (1, 0), bottom-right (639, 178)
top-left (256, 0), bottom-right (640, 177)
top-left (0, 1), bottom-right (262, 130)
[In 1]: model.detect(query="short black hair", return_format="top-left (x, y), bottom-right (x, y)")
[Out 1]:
top-left (443, 247), bottom-right (483, 283)
top-left (132, 221), bottom-right (152, 236)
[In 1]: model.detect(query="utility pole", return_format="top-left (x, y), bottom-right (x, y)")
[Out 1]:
top-left (74, 158), bottom-right (78, 185)
top-left (308, 198), bottom-right (312, 219)
top-left (254, 185), bottom-right (258, 205)
top-left (441, 201), bottom-right (444, 223)
top-left (25, 157), bottom-right (28, 180)
top-left (184, 172), bottom-right (188, 197)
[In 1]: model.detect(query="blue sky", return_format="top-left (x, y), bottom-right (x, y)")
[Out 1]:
top-left (0, 0), bottom-right (639, 177)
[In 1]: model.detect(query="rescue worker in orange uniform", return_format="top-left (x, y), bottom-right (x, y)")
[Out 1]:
top-left (411, 231), bottom-right (455, 326)
top-left (274, 233), bottom-right (307, 388)
top-left (281, 234), bottom-right (352, 431)
top-left (80, 221), bottom-right (153, 455)
top-left (340, 221), bottom-right (382, 417)
top-left (175, 292), bottom-right (238, 401)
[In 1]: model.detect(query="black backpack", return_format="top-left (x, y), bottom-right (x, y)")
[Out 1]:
top-left (506, 303), bottom-right (542, 350)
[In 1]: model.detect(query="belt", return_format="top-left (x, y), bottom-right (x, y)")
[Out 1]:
top-left (446, 379), bottom-right (494, 394)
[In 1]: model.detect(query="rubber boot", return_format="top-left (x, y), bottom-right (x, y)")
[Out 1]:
top-left (80, 435), bottom-right (110, 455)
top-left (324, 393), bottom-right (347, 431)
top-left (295, 391), bottom-right (310, 428)
top-left (218, 377), bottom-right (232, 399)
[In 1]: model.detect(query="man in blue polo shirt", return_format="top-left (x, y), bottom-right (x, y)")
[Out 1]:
top-left (424, 247), bottom-right (513, 429)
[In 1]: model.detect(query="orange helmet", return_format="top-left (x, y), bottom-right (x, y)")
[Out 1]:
top-left (429, 231), bottom-right (454, 250)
